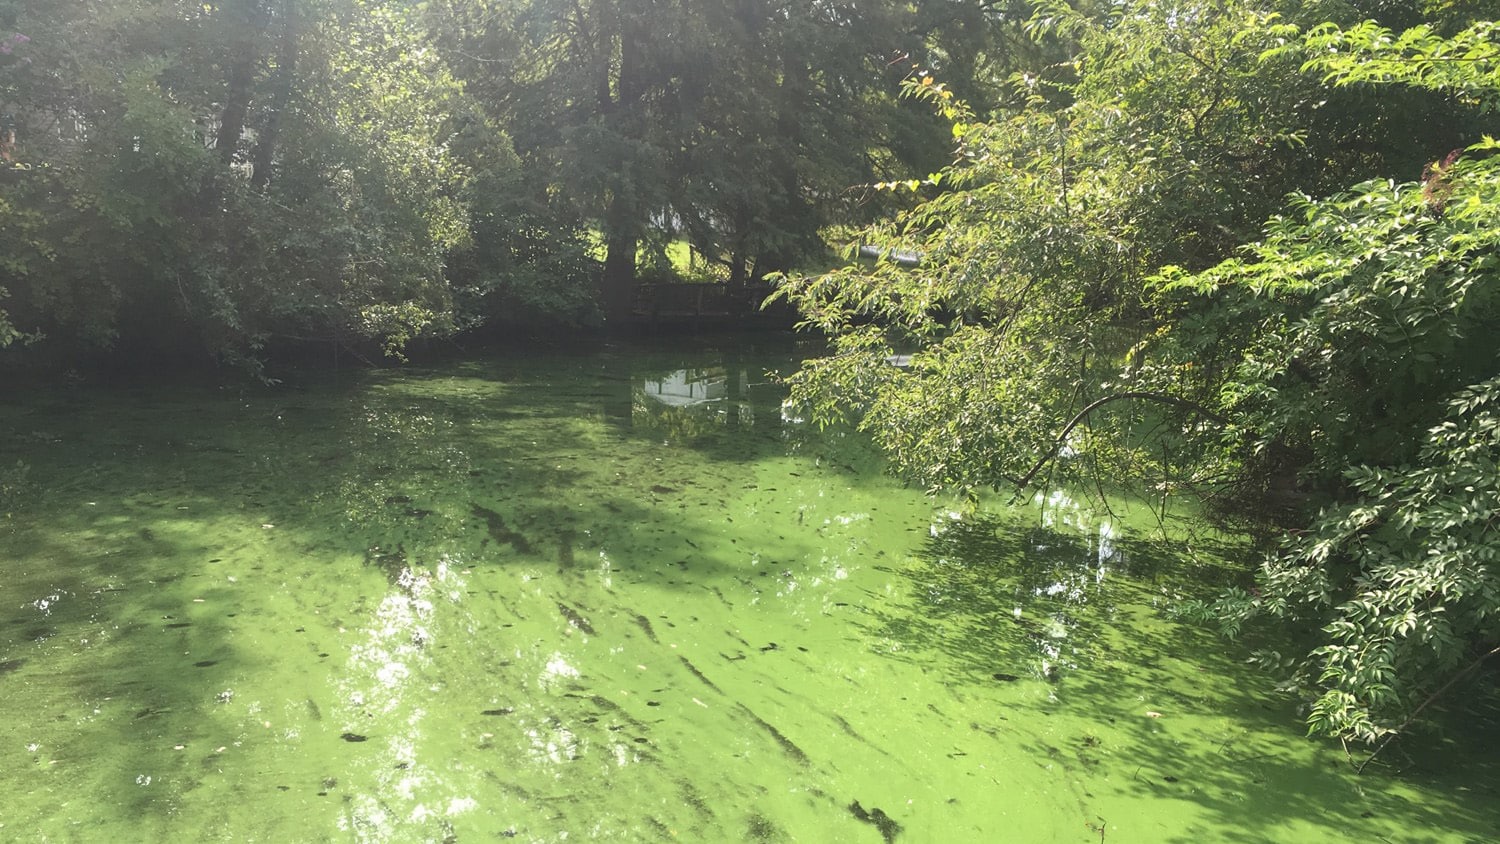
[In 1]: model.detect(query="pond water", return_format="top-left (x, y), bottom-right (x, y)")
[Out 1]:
top-left (1, 335), bottom-right (1496, 843)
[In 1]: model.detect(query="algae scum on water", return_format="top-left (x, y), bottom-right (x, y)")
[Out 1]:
top-left (1, 338), bottom-right (1497, 843)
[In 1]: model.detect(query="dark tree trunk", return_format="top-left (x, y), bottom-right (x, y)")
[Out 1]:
top-left (757, 48), bottom-right (813, 276)
top-left (601, 220), bottom-right (637, 323)
top-left (217, 0), bottom-right (269, 167)
top-left (598, 5), bottom-right (647, 325)
top-left (250, 1), bottom-right (299, 190)
top-left (728, 250), bottom-right (748, 287)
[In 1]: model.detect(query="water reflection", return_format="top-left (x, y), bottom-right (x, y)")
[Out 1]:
top-left (881, 494), bottom-right (1196, 690)
top-left (641, 368), bottom-right (738, 407)
top-left (633, 367), bottom-right (755, 440)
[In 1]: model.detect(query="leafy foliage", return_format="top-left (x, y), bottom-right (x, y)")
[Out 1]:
top-left (776, 4), bottom-right (1500, 743)
top-left (1169, 19), bottom-right (1500, 743)
top-left (775, 0), bottom-right (1401, 495)
top-left (1296, 379), bottom-right (1500, 741)
top-left (427, 0), bottom-right (961, 314)
top-left (0, 0), bottom-right (592, 368)
top-left (1297, 18), bottom-right (1500, 108)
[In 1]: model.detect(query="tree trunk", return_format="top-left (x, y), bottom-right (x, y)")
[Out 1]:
top-left (250, 0), bottom-right (299, 190)
top-left (728, 249), bottom-right (748, 293)
top-left (601, 219), bottom-right (637, 323)
top-left (758, 49), bottom-right (812, 276)
top-left (217, 0), bottom-right (269, 167)
top-left (598, 4), bottom-right (646, 325)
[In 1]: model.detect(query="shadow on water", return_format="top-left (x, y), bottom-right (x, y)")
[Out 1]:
top-left (289, 337), bottom-right (873, 587)
top-left (856, 504), bottom-right (1500, 843)
top-left (0, 475), bottom-right (262, 830)
top-left (0, 335), bottom-right (908, 839)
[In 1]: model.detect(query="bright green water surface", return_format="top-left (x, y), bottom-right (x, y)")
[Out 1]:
top-left (2, 336), bottom-right (1496, 843)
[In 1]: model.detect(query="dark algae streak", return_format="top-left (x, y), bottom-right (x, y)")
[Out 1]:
top-left (632, 613), bottom-right (659, 642)
top-left (734, 703), bottom-right (809, 766)
top-left (471, 503), bottom-right (534, 554)
top-left (849, 800), bottom-right (902, 843)
top-left (678, 655), bottom-right (723, 694)
top-left (557, 602), bottom-right (596, 635)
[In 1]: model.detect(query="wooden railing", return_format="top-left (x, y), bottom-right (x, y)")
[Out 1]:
top-left (631, 283), bottom-right (734, 318)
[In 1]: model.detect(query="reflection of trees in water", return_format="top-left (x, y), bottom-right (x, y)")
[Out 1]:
top-left (632, 367), bottom-right (752, 442)
top-left (892, 512), bottom-right (1106, 685)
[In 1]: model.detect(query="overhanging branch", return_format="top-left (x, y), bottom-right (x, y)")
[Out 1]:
top-left (1013, 391), bottom-right (1230, 491)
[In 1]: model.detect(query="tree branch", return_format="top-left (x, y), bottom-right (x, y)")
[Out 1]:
top-left (1013, 391), bottom-right (1230, 491)
top-left (1357, 643), bottom-right (1500, 774)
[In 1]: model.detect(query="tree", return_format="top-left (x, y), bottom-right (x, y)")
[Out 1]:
top-left (773, 3), bottom-right (1500, 743)
top-left (1168, 18), bottom-right (1500, 748)
top-left (774, 0), bottom-right (1423, 492)
top-left (0, 0), bottom-right (552, 369)
top-left (664, 0), bottom-right (939, 285)
top-left (427, 0), bottom-right (959, 320)
top-left (426, 0), bottom-right (692, 321)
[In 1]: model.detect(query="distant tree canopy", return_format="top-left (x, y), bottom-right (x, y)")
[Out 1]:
top-left (1, 0), bottom-right (1032, 365)
top-left (423, 0), bottom-right (970, 319)
top-left (774, 1), bottom-right (1500, 746)
top-left (0, 0), bottom-right (621, 370)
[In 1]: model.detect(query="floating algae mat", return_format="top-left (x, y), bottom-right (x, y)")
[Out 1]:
top-left (2, 337), bottom-right (1497, 842)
